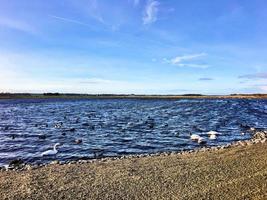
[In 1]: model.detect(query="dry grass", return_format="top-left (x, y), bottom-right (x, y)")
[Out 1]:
top-left (1, 143), bottom-right (267, 200)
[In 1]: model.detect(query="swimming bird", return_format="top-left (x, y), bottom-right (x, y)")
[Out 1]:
top-left (54, 122), bottom-right (63, 129)
top-left (41, 143), bottom-right (60, 156)
top-left (75, 139), bottom-right (82, 144)
top-left (207, 131), bottom-right (220, 135)
top-left (198, 137), bottom-right (207, 144)
top-left (209, 134), bottom-right (217, 140)
top-left (190, 134), bottom-right (201, 141)
top-left (207, 130), bottom-right (220, 140)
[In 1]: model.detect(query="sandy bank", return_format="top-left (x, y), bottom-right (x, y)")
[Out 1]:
top-left (1, 138), bottom-right (267, 199)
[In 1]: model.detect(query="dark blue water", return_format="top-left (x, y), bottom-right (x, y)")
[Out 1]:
top-left (0, 98), bottom-right (266, 166)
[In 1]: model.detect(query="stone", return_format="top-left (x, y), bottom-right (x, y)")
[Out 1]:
top-left (9, 159), bottom-right (24, 169)
top-left (50, 160), bottom-right (59, 165)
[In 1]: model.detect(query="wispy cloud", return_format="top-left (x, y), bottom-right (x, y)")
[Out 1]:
top-left (164, 53), bottom-right (209, 68)
top-left (238, 73), bottom-right (267, 79)
top-left (198, 77), bottom-right (213, 81)
top-left (143, 0), bottom-right (160, 25)
top-left (0, 18), bottom-right (37, 34)
top-left (49, 15), bottom-right (94, 29)
top-left (170, 53), bottom-right (207, 65)
top-left (174, 63), bottom-right (209, 69)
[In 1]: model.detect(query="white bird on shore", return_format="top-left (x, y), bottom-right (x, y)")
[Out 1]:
top-left (41, 143), bottom-right (60, 156)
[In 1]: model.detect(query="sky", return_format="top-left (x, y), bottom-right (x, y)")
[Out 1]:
top-left (0, 0), bottom-right (267, 94)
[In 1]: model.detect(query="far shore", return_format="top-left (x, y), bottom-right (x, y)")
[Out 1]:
top-left (0, 93), bottom-right (267, 100)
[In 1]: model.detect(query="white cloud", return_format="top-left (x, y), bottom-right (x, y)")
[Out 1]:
top-left (238, 73), bottom-right (267, 79)
top-left (164, 53), bottom-right (209, 68)
top-left (143, 0), bottom-right (160, 25)
top-left (170, 53), bottom-right (207, 65)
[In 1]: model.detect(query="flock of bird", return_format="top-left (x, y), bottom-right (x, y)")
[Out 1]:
top-left (39, 120), bottom-right (254, 157)
top-left (3, 115), bottom-right (255, 158)
top-left (190, 130), bottom-right (221, 144)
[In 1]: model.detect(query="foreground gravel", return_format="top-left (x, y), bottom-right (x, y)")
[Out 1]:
top-left (0, 141), bottom-right (267, 200)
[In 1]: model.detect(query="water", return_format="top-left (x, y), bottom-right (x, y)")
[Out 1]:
top-left (0, 98), bottom-right (266, 166)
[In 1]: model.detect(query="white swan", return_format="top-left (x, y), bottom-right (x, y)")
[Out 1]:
top-left (190, 134), bottom-right (207, 144)
top-left (190, 134), bottom-right (201, 141)
top-left (207, 131), bottom-right (220, 135)
top-left (198, 137), bottom-right (207, 144)
top-left (208, 130), bottom-right (221, 140)
top-left (41, 143), bottom-right (60, 156)
top-left (209, 134), bottom-right (217, 140)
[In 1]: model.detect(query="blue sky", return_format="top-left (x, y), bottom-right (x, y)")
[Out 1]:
top-left (0, 0), bottom-right (267, 94)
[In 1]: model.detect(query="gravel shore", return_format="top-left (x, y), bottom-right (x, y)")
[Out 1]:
top-left (0, 137), bottom-right (267, 200)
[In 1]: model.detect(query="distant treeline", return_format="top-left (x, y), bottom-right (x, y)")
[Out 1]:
top-left (0, 93), bottom-right (267, 99)
top-left (181, 94), bottom-right (203, 96)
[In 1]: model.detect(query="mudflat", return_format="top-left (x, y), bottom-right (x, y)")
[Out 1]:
top-left (0, 142), bottom-right (266, 200)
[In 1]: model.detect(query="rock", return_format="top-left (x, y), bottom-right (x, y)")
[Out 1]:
top-left (25, 165), bottom-right (32, 170)
top-left (199, 147), bottom-right (207, 152)
top-left (50, 160), bottom-right (59, 165)
top-left (253, 132), bottom-right (267, 140)
top-left (9, 159), bottom-right (24, 169)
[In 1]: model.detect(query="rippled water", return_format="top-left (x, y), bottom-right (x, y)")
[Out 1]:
top-left (0, 98), bottom-right (266, 166)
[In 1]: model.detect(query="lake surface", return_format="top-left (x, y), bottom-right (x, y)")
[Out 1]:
top-left (0, 98), bottom-right (267, 166)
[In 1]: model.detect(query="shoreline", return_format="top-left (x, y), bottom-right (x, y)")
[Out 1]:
top-left (1, 131), bottom-right (266, 171)
top-left (0, 131), bottom-right (266, 199)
